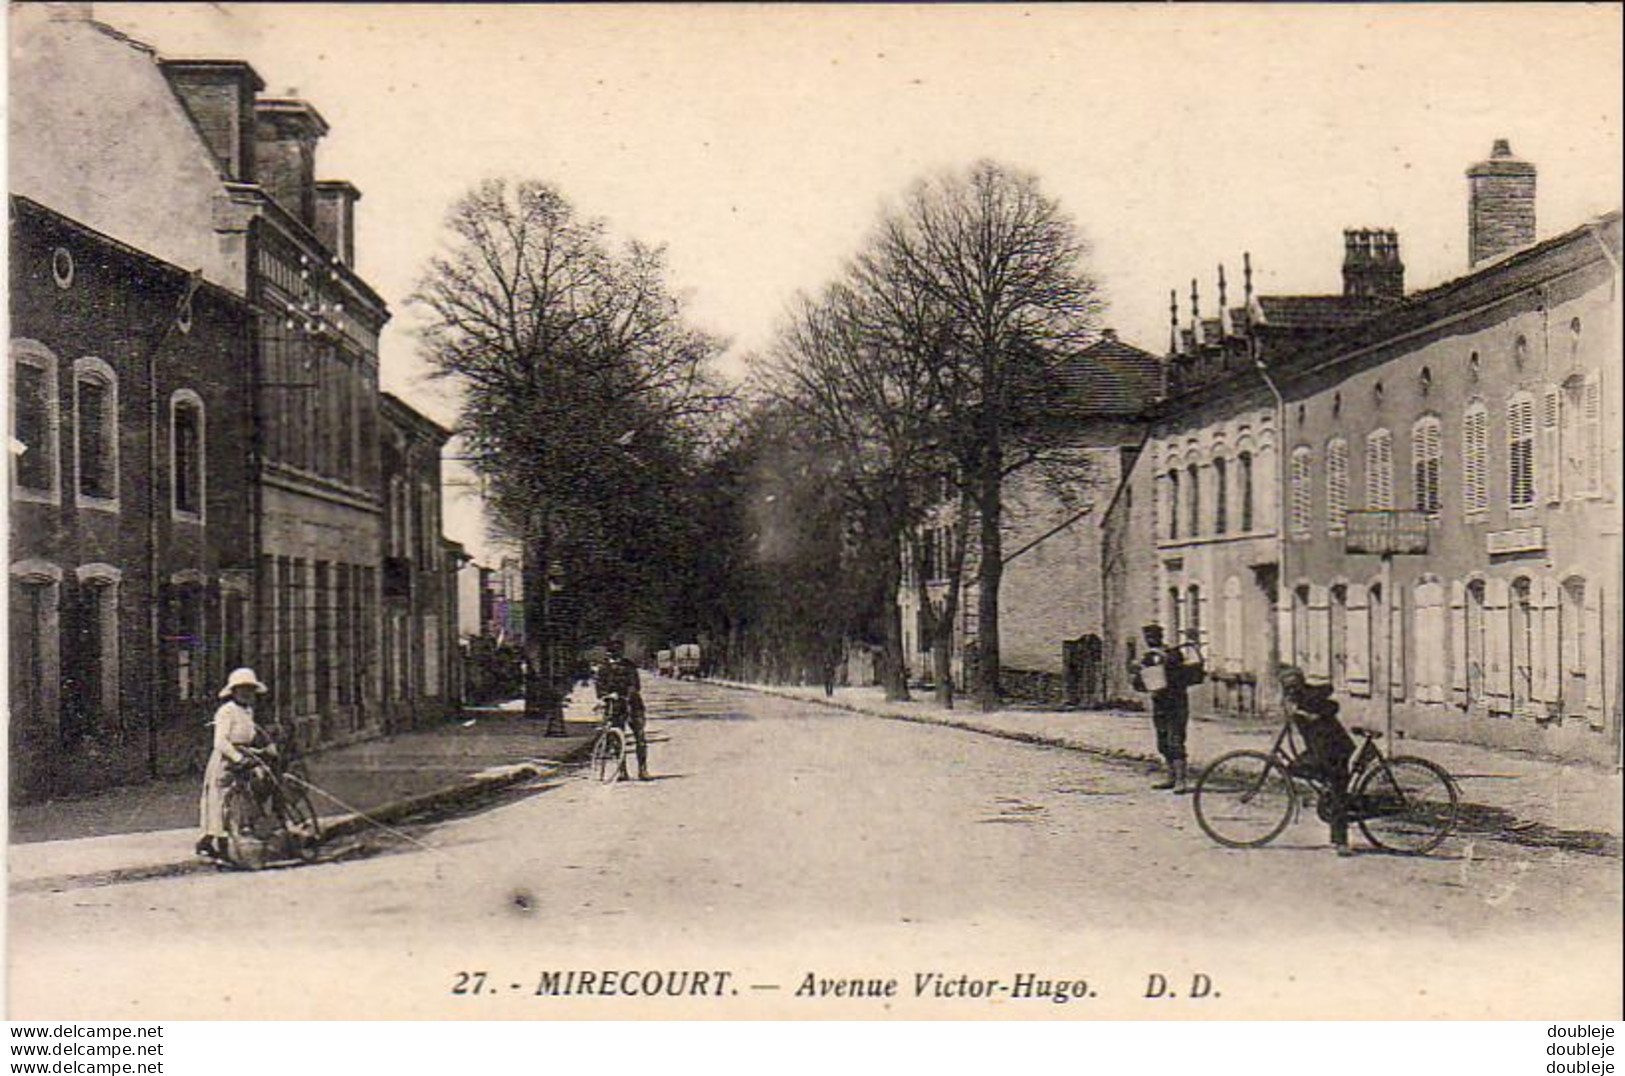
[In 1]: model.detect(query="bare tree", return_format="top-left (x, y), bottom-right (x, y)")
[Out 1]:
top-left (412, 179), bottom-right (727, 729)
top-left (868, 159), bottom-right (1102, 710)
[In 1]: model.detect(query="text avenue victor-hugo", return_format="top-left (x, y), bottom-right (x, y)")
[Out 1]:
top-left (455, 969), bottom-right (1218, 1003)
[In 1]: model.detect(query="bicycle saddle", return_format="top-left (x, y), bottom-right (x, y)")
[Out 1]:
top-left (1349, 726), bottom-right (1382, 739)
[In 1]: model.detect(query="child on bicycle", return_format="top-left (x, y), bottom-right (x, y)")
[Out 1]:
top-left (1278, 665), bottom-right (1357, 857)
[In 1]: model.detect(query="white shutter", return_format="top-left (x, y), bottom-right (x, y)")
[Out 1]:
top-left (1541, 386), bottom-right (1562, 504)
top-left (1537, 577), bottom-right (1562, 706)
top-left (1583, 373), bottom-right (1603, 497)
top-left (1347, 586), bottom-right (1371, 696)
top-left (1449, 581), bottom-right (1468, 705)
top-left (1327, 439), bottom-right (1348, 534)
top-left (1584, 583), bottom-right (1606, 727)
top-left (1308, 585), bottom-right (1331, 683)
top-left (1485, 578), bottom-right (1512, 712)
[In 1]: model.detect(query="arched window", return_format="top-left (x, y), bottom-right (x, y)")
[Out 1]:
top-left (1330, 584), bottom-right (1349, 690)
top-left (1463, 402), bottom-right (1489, 514)
top-left (1292, 584), bottom-right (1311, 668)
top-left (1167, 469), bottom-right (1181, 540)
top-left (1365, 428), bottom-right (1393, 510)
top-left (1507, 392), bottom-right (1536, 508)
top-left (1412, 416), bottom-right (1442, 514)
top-left (1465, 579), bottom-right (1487, 706)
top-left (10, 340), bottom-right (60, 503)
top-left (1511, 577), bottom-right (1535, 715)
top-left (1326, 438), bottom-right (1349, 535)
top-left (1238, 451), bottom-right (1254, 531)
top-left (1168, 587), bottom-right (1184, 638)
top-left (1186, 584), bottom-right (1202, 646)
top-left (170, 391), bottom-right (205, 521)
top-left (1213, 457), bottom-right (1228, 535)
top-left (72, 357), bottom-right (119, 507)
top-left (1290, 446), bottom-right (1312, 539)
top-left (1187, 463), bottom-right (1201, 537)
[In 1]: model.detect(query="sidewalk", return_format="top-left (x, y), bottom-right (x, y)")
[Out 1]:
top-left (718, 680), bottom-right (1623, 852)
top-left (8, 696), bottom-right (600, 893)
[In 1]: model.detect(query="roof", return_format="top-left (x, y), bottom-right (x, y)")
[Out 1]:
top-left (1046, 333), bottom-right (1163, 416)
top-left (1254, 294), bottom-right (1391, 332)
top-left (379, 392), bottom-right (455, 443)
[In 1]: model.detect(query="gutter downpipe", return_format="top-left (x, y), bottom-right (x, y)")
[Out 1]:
top-left (1253, 342), bottom-right (1289, 704)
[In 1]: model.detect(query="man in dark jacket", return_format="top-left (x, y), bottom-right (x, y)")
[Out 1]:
top-left (594, 640), bottom-right (650, 780)
top-left (1279, 665), bottom-right (1357, 856)
top-left (1130, 624), bottom-right (1198, 793)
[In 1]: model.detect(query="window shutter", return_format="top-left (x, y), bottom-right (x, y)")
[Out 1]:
top-left (1541, 386), bottom-right (1562, 504)
top-left (1584, 584), bottom-right (1605, 728)
top-left (1484, 578), bottom-right (1512, 711)
top-left (1537, 577), bottom-right (1562, 706)
top-left (1508, 396), bottom-right (1535, 507)
top-left (1583, 373), bottom-right (1603, 496)
top-left (1327, 440), bottom-right (1348, 534)
top-left (1308, 585), bottom-right (1331, 683)
top-left (1464, 406), bottom-right (1489, 514)
top-left (1346, 587), bottom-right (1370, 696)
top-left (1389, 587), bottom-right (1406, 702)
top-left (1449, 581), bottom-right (1468, 706)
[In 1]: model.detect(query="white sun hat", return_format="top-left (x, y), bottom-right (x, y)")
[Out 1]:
top-left (219, 667), bottom-right (269, 698)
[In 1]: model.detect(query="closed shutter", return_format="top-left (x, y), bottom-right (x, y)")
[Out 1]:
top-left (1327, 440), bottom-right (1348, 534)
top-left (1464, 406), bottom-right (1489, 514)
top-left (1583, 373), bottom-right (1604, 497)
top-left (1347, 587), bottom-right (1371, 696)
top-left (1584, 584), bottom-right (1606, 728)
top-left (1541, 386), bottom-right (1562, 504)
top-left (1308, 586), bottom-right (1331, 683)
top-left (1537, 577), bottom-right (1562, 706)
top-left (1390, 587), bottom-right (1406, 702)
top-left (1484, 578), bottom-right (1512, 712)
top-left (1449, 581), bottom-right (1468, 706)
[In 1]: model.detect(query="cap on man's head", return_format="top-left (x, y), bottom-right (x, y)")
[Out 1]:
top-left (1142, 623), bottom-right (1164, 639)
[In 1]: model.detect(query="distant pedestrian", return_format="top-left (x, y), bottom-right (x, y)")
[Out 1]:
top-left (1129, 624), bottom-right (1201, 793)
top-left (197, 667), bottom-right (269, 860)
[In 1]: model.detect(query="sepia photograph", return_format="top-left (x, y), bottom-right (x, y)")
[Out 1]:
top-left (5, 1), bottom-right (1622, 1025)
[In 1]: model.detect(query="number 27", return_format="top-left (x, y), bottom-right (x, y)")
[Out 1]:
top-left (452, 971), bottom-right (488, 995)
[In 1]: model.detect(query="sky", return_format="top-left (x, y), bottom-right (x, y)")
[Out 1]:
top-left (87, 3), bottom-right (1625, 561)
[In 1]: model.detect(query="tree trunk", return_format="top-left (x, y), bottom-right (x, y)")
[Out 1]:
top-left (973, 442), bottom-right (1003, 711)
top-left (522, 527), bottom-right (566, 735)
top-left (933, 502), bottom-right (971, 709)
top-left (881, 529), bottom-right (911, 702)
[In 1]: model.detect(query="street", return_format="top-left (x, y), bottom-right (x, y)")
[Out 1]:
top-left (9, 679), bottom-right (1620, 1019)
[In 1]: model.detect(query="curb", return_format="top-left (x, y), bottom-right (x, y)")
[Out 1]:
top-left (11, 737), bottom-right (598, 895)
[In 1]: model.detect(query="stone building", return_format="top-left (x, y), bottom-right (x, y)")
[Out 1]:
top-left (900, 331), bottom-right (1161, 704)
top-left (1104, 142), bottom-right (1621, 763)
top-left (9, 5), bottom-right (457, 797)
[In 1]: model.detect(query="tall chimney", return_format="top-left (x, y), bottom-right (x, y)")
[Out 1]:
top-left (314, 181), bottom-right (361, 267)
top-left (1342, 227), bottom-right (1404, 301)
top-left (161, 61), bottom-right (265, 182)
top-left (1467, 139), bottom-right (1536, 268)
top-left (254, 98), bottom-right (329, 229)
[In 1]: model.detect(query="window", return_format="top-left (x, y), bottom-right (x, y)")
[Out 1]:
top-left (1414, 580), bottom-right (1447, 704)
top-left (171, 391), bottom-right (204, 520)
top-left (1238, 452), bottom-right (1254, 531)
top-left (1213, 457), bottom-right (1228, 535)
top-left (1326, 438), bottom-right (1349, 535)
top-left (11, 341), bottom-right (60, 500)
top-left (1290, 447), bottom-right (1312, 538)
top-left (1463, 402), bottom-right (1489, 514)
top-left (1365, 429), bottom-right (1393, 510)
top-left (9, 562), bottom-right (63, 739)
top-left (1330, 585), bottom-right (1349, 690)
top-left (1412, 417), bottom-right (1441, 514)
top-left (63, 567), bottom-right (121, 741)
top-left (1167, 470), bottom-right (1181, 540)
top-left (1507, 393), bottom-right (1536, 508)
top-left (1514, 335), bottom-right (1529, 370)
top-left (1186, 585), bottom-right (1202, 646)
top-left (73, 358), bottom-right (119, 506)
top-left (1561, 577), bottom-right (1588, 714)
top-left (1562, 374), bottom-right (1604, 498)
top-left (1187, 463), bottom-right (1201, 537)
top-left (1511, 577), bottom-right (1535, 715)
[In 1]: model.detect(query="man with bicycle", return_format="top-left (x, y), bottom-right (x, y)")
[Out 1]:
top-left (594, 639), bottom-right (650, 781)
top-left (1279, 665), bottom-right (1357, 856)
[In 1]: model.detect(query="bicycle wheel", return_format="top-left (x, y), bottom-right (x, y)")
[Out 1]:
top-left (1355, 755), bottom-right (1458, 855)
top-left (593, 729), bottom-right (626, 783)
top-left (1192, 751), bottom-right (1296, 848)
top-left (277, 781), bottom-right (323, 862)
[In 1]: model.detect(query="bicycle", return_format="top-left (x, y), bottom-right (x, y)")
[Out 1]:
top-left (219, 744), bottom-right (324, 868)
top-left (1191, 716), bottom-right (1459, 854)
top-left (589, 693), bottom-right (633, 784)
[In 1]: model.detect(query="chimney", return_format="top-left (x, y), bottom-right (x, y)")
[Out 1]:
top-left (254, 98), bottom-right (330, 229)
top-left (1467, 139), bottom-right (1536, 268)
top-left (1342, 227), bottom-right (1404, 301)
top-left (314, 181), bottom-right (361, 267)
top-left (161, 61), bottom-right (266, 182)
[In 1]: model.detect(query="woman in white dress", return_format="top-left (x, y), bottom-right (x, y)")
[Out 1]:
top-left (197, 667), bottom-right (268, 859)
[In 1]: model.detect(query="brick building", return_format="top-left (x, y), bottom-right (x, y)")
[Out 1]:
top-left (901, 331), bottom-right (1160, 704)
top-left (9, 5), bottom-right (457, 798)
top-left (1103, 142), bottom-right (1622, 763)
top-left (9, 198), bottom-right (256, 799)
